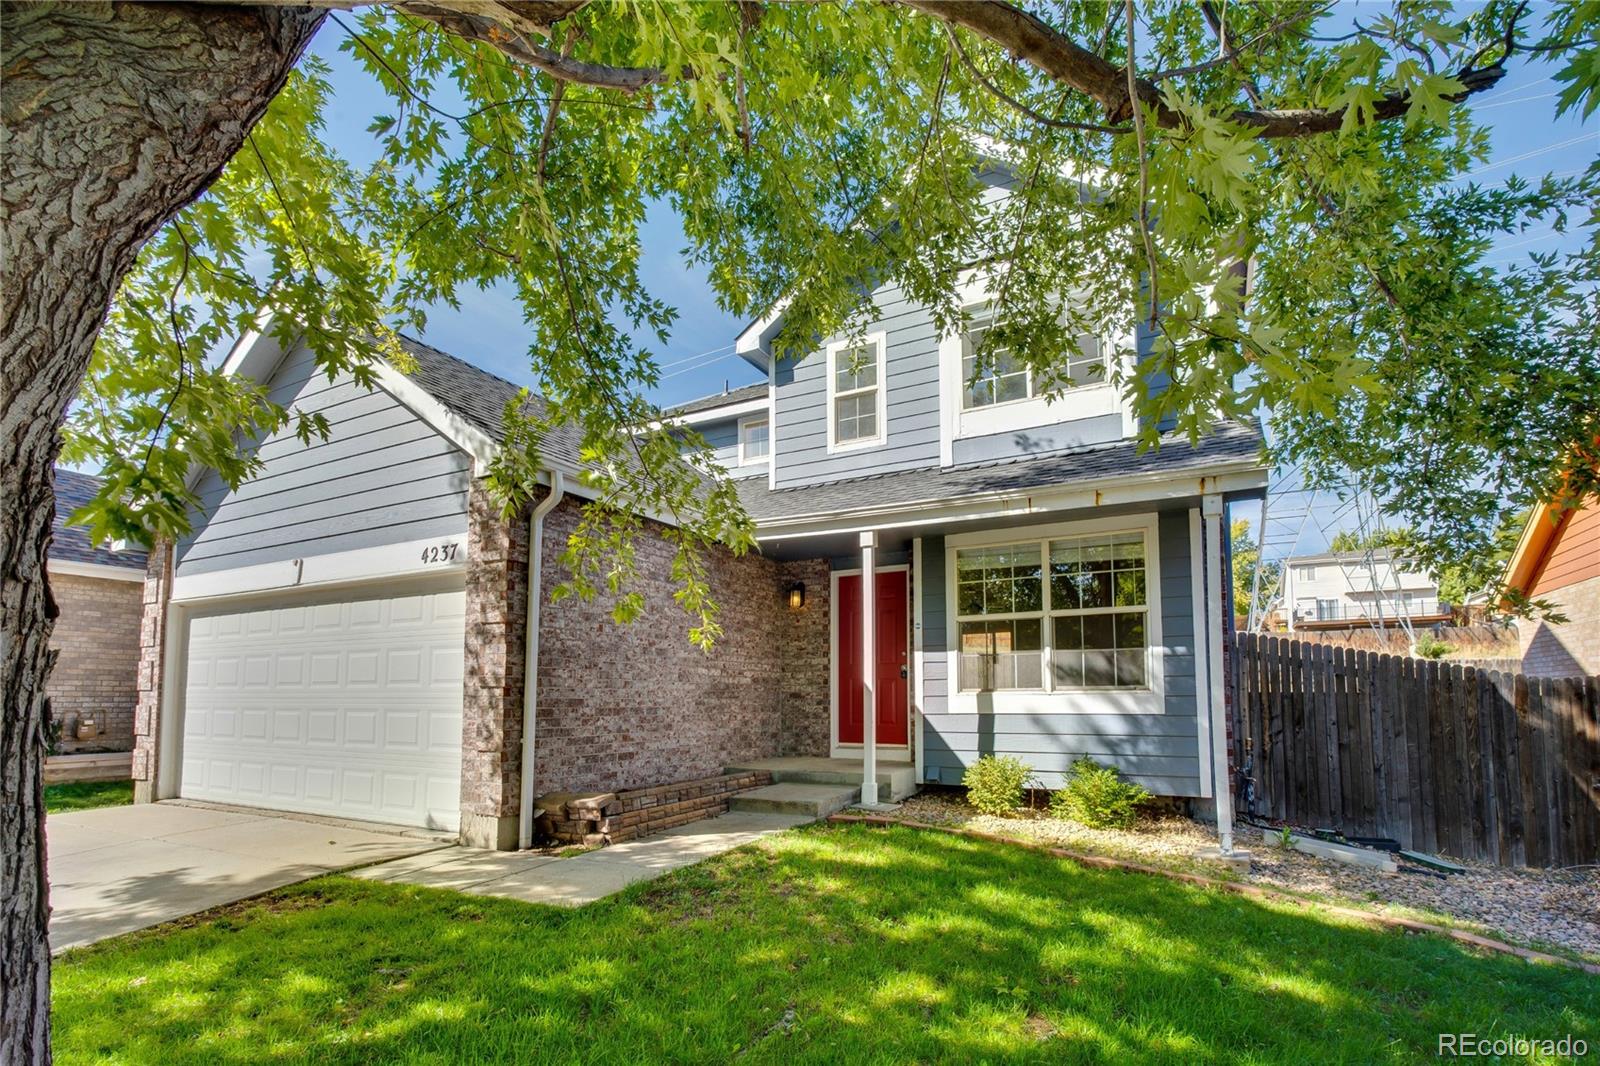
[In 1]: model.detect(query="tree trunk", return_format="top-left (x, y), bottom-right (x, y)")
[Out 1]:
top-left (0, 5), bottom-right (323, 1061)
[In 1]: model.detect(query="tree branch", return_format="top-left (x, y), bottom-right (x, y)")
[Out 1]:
top-left (394, 0), bottom-right (668, 91)
top-left (899, 0), bottom-right (1507, 136)
top-left (1126, 0), bottom-right (1159, 328)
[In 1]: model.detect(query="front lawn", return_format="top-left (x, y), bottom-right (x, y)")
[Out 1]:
top-left (54, 823), bottom-right (1596, 1064)
top-left (44, 779), bottom-right (133, 814)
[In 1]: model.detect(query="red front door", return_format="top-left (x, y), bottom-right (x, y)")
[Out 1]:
top-left (836, 571), bottom-right (909, 747)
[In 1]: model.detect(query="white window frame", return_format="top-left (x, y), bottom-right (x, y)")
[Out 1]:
top-left (936, 273), bottom-right (1135, 465)
top-left (957, 306), bottom-right (1108, 415)
top-left (944, 512), bottom-right (1165, 715)
top-left (737, 413), bottom-right (771, 466)
top-left (826, 332), bottom-right (888, 454)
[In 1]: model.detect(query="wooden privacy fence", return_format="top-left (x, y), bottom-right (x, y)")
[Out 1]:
top-left (1231, 632), bottom-right (1600, 868)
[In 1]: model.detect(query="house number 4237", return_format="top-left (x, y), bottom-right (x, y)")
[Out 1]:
top-left (420, 543), bottom-right (459, 564)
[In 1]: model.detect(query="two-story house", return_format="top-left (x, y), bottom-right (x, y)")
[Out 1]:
top-left (127, 267), bottom-right (1266, 853)
top-left (1279, 549), bottom-right (1447, 631)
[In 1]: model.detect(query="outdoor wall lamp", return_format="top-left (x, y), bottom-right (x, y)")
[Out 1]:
top-left (787, 582), bottom-right (806, 610)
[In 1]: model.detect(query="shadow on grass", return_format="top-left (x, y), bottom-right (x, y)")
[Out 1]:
top-left (52, 823), bottom-right (1600, 1065)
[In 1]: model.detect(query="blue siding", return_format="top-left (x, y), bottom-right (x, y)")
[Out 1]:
top-left (686, 416), bottom-right (768, 479)
top-left (917, 508), bottom-right (1203, 795)
top-left (177, 345), bottom-right (471, 576)
top-left (773, 283), bottom-right (943, 488)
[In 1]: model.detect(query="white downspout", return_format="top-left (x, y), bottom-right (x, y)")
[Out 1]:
top-left (519, 470), bottom-right (565, 850)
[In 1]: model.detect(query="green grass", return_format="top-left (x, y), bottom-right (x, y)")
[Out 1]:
top-left (44, 779), bottom-right (133, 814)
top-left (53, 824), bottom-right (1597, 1064)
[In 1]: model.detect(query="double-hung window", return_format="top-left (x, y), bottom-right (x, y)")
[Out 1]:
top-left (828, 336), bottom-right (884, 449)
top-left (959, 307), bottom-right (1106, 411)
top-left (955, 530), bottom-right (1151, 693)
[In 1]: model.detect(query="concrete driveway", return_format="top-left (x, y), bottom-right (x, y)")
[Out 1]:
top-left (47, 802), bottom-right (449, 952)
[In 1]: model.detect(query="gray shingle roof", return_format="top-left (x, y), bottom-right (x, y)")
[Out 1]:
top-left (393, 336), bottom-right (1265, 529)
top-left (396, 334), bottom-right (583, 468)
top-left (735, 420), bottom-right (1265, 525)
top-left (50, 469), bottom-right (147, 571)
top-left (664, 382), bottom-right (767, 418)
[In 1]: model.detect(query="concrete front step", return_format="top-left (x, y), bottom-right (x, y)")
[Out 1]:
top-left (727, 783), bottom-right (860, 819)
top-left (723, 758), bottom-right (918, 803)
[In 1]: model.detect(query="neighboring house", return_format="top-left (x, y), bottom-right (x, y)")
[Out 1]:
top-left (129, 264), bottom-right (1266, 851)
top-left (1503, 494), bottom-right (1600, 676)
top-left (1279, 549), bottom-right (1447, 631)
top-left (47, 469), bottom-right (147, 753)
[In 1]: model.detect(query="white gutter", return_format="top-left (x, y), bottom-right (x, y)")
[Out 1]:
top-left (519, 470), bottom-right (565, 850)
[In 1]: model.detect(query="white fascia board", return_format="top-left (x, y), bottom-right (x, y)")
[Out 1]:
top-left (659, 396), bottom-right (770, 428)
top-left (752, 463), bottom-right (1269, 541)
top-left (172, 533), bottom-right (469, 604)
top-left (47, 559), bottom-right (145, 583)
top-left (369, 361), bottom-right (501, 474)
top-left (735, 295), bottom-right (790, 360)
top-left (217, 305), bottom-right (283, 379)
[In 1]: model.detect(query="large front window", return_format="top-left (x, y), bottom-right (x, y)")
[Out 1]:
top-left (956, 531), bottom-right (1150, 692)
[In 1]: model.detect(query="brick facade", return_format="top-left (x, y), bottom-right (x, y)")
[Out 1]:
top-left (46, 572), bottom-right (142, 753)
top-left (532, 495), bottom-right (799, 795)
top-left (1519, 573), bottom-right (1600, 677)
top-left (458, 480), bottom-right (533, 849)
top-left (776, 558), bottom-right (832, 757)
top-left (132, 541), bottom-right (174, 804)
top-left (535, 770), bottom-right (775, 845)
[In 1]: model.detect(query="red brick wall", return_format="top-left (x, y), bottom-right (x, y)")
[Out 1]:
top-left (459, 480), bottom-right (532, 835)
top-left (46, 571), bottom-right (142, 753)
top-left (132, 541), bottom-right (174, 803)
top-left (533, 496), bottom-right (799, 794)
top-left (1519, 573), bottom-right (1600, 677)
top-left (777, 558), bottom-right (831, 757)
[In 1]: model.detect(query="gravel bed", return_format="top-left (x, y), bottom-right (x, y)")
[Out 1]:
top-left (888, 792), bottom-right (1600, 962)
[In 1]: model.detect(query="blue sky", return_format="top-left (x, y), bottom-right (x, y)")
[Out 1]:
top-left (299, 17), bottom-right (1596, 417)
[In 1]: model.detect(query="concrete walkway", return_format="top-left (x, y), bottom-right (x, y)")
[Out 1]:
top-left (351, 810), bottom-right (810, 906)
top-left (48, 803), bottom-right (449, 952)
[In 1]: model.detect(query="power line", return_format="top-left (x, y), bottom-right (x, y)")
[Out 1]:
top-left (660, 349), bottom-right (746, 379)
top-left (656, 342), bottom-right (735, 371)
top-left (1473, 89), bottom-right (1558, 111)
top-left (1465, 133), bottom-right (1597, 177)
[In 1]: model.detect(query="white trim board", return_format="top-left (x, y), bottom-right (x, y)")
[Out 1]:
top-left (828, 564), bottom-right (913, 759)
top-left (941, 511), bottom-right (1165, 716)
top-left (48, 559), bottom-right (145, 583)
top-left (1189, 507), bottom-right (1213, 798)
top-left (172, 533), bottom-right (468, 604)
top-left (753, 464), bottom-right (1268, 540)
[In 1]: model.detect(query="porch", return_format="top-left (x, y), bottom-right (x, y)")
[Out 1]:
top-left (724, 757), bottom-right (918, 817)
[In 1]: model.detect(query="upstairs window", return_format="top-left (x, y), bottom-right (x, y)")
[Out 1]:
top-left (959, 308), bottom-right (1106, 410)
top-left (738, 416), bottom-right (770, 464)
top-left (828, 335), bottom-right (885, 450)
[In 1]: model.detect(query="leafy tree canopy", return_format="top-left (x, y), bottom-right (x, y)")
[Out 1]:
top-left (1229, 517), bottom-right (1281, 621)
top-left (62, 0), bottom-right (1600, 640)
top-left (1328, 525), bottom-right (1414, 553)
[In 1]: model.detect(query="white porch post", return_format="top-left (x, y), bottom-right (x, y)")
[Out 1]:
top-left (860, 530), bottom-right (878, 805)
top-left (1202, 493), bottom-right (1235, 853)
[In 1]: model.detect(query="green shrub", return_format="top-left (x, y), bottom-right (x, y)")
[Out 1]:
top-left (962, 755), bottom-right (1034, 816)
top-left (1050, 758), bottom-right (1151, 830)
top-left (1412, 632), bottom-right (1453, 659)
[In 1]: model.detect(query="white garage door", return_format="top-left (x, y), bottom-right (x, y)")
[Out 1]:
top-left (179, 586), bottom-right (465, 830)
